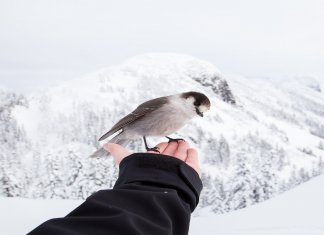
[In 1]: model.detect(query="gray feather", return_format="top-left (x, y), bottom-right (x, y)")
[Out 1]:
top-left (89, 147), bottom-right (108, 158)
top-left (98, 96), bottom-right (169, 141)
top-left (108, 133), bottom-right (131, 147)
top-left (90, 132), bottom-right (131, 158)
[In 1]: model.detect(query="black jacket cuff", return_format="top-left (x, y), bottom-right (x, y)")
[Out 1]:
top-left (113, 153), bottom-right (203, 212)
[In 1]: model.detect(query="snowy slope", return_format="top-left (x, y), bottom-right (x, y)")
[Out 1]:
top-left (190, 174), bottom-right (324, 235)
top-left (1, 174), bottom-right (323, 235)
top-left (1, 53), bottom-right (323, 213)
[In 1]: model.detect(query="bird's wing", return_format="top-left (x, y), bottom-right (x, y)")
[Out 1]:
top-left (98, 96), bottom-right (169, 141)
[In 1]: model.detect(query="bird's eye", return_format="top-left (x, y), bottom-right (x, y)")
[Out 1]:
top-left (194, 101), bottom-right (200, 106)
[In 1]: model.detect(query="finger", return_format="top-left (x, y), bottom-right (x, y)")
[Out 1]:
top-left (173, 140), bottom-right (189, 161)
top-left (185, 148), bottom-right (201, 177)
top-left (147, 142), bottom-right (168, 154)
top-left (104, 143), bottom-right (130, 165)
top-left (162, 141), bottom-right (179, 156)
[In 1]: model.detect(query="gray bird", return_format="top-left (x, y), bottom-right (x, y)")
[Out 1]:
top-left (90, 91), bottom-right (211, 158)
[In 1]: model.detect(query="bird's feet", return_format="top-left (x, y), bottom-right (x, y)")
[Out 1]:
top-left (146, 146), bottom-right (160, 153)
top-left (165, 136), bottom-right (185, 143)
top-left (143, 136), bottom-right (160, 153)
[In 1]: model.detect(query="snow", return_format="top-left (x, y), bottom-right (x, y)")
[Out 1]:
top-left (0, 197), bottom-right (81, 234)
top-left (1, 53), bottom-right (324, 215)
top-left (191, 174), bottom-right (324, 234)
top-left (1, 174), bottom-right (323, 235)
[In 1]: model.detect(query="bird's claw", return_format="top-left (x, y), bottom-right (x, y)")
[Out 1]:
top-left (165, 136), bottom-right (185, 143)
top-left (146, 146), bottom-right (160, 153)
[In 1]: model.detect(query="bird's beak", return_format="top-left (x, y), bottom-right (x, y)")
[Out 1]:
top-left (196, 107), bottom-right (204, 117)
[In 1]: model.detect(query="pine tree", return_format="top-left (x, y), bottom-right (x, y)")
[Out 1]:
top-left (318, 141), bottom-right (324, 150)
top-left (0, 90), bottom-right (29, 197)
top-left (218, 135), bottom-right (230, 167)
top-left (226, 153), bottom-right (253, 210)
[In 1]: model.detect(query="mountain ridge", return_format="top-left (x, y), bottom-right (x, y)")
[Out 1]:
top-left (0, 53), bottom-right (323, 214)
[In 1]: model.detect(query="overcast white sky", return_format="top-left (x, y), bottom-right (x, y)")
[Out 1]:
top-left (0, 0), bottom-right (323, 93)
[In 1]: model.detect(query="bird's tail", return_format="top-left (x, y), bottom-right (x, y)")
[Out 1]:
top-left (89, 133), bottom-right (131, 158)
top-left (89, 147), bottom-right (108, 158)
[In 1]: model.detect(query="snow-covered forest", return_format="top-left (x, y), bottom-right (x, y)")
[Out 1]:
top-left (0, 54), bottom-right (324, 214)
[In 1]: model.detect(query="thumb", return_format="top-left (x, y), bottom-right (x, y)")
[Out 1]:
top-left (103, 143), bottom-right (131, 165)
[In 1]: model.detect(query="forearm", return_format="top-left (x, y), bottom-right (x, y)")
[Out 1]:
top-left (27, 153), bottom-right (202, 235)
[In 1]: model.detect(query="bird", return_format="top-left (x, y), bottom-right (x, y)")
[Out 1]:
top-left (89, 91), bottom-right (211, 158)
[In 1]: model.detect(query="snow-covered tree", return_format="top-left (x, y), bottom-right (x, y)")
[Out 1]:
top-left (0, 89), bottom-right (29, 197)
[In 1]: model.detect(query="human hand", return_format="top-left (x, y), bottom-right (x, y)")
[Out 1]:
top-left (103, 141), bottom-right (201, 177)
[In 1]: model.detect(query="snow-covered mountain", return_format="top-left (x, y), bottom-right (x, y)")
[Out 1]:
top-left (0, 54), bottom-right (323, 213)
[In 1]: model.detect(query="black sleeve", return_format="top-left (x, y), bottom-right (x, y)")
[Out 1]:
top-left (27, 153), bottom-right (203, 235)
